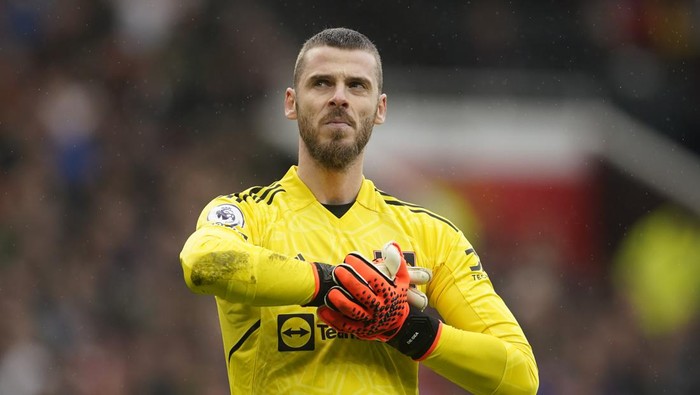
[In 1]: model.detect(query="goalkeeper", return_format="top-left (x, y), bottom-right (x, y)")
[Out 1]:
top-left (180, 27), bottom-right (538, 394)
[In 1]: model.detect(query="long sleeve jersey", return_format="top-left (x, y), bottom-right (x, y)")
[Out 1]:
top-left (180, 166), bottom-right (538, 394)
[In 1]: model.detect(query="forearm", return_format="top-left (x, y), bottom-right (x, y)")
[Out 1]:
top-left (422, 325), bottom-right (538, 395)
top-left (180, 225), bottom-right (316, 306)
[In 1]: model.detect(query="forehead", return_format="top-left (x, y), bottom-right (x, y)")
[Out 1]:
top-left (300, 46), bottom-right (379, 84)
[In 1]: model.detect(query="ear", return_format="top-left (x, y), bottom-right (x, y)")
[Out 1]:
top-left (374, 93), bottom-right (387, 125)
top-left (284, 88), bottom-right (297, 120)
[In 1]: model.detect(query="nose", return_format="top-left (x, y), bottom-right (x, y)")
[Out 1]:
top-left (328, 86), bottom-right (349, 108)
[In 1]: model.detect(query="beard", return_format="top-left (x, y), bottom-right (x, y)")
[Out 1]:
top-left (298, 107), bottom-right (375, 171)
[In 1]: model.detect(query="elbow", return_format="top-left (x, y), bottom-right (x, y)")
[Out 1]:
top-left (495, 347), bottom-right (539, 395)
top-left (522, 369), bottom-right (539, 395)
top-left (180, 249), bottom-right (205, 294)
top-left (515, 356), bottom-right (540, 395)
top-left (179, 229), bottom-right (220, 295)
top-left (180, 229), bottom-right (225, 294)
top-left (179, 228), bottom-right (250, 300)
top-left (496, 368), bottom-right (538, 395)
top-left (180, 248), bottom-right (229, 296)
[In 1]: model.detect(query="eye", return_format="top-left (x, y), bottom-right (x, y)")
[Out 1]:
top-left (313, 79), bottom-right (331, 88)
top-left (349, 81), bottom-right (367, 90)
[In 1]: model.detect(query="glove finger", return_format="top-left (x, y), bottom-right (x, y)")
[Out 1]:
top-left (380, 242), bottom-right (402, 278)
top-left (325, 287), bottom-right (373, 322)
top-left (317, 306), bottom-right (350, 331)
top-left (407, 267), bottom-right (432, 284)
top-left (333, 263), bottom-right (369, 289)
top-left (407, 288), bottom-right (429, 312)
top-left (346, 247), bottom-right (406, 302)
top-left (376, 262), bottom-right (432, 284)
top-left (345, 252), bottom-right (394, 285)
top-left (382, 242), bottom-right (410, 287)
top-left (317, 307), bottom-right (373, 339)
top-left (333, 265), bottom-right (380, 309)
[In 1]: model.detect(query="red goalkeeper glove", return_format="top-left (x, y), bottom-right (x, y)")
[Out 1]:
top-left (304, 248), bottom-right (432, 310)
top-left (374, 253), bottom-right (431, 311)
top-left (317, 242), bottom-right (442, 360)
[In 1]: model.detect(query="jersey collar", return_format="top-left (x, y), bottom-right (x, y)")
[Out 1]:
top-left (280, 166), bottom-right (379, 212)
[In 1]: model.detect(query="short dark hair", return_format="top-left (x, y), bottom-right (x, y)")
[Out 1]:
top-left (293, 27), bottom-right (383, 93)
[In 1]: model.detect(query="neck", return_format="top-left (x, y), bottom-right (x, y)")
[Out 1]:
top-left (297, 154), bottom-right (364, 205)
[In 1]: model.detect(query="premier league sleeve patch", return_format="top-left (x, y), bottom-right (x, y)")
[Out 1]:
top-left (207, 204), bottom-right (245, 229)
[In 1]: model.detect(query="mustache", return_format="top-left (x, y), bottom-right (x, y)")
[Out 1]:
top-left (322, 108), bottom-right (354, 126)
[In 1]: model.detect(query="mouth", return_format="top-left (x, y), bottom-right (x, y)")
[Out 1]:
top-left (322, 110), bottom-right (354, 128)
top-left (326, 120), bottom-right (351, 127)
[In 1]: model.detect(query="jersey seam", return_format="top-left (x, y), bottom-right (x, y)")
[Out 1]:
top-left (228, 319), bottom-right (261, 363)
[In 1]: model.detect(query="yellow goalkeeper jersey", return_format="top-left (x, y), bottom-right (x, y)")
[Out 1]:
top-left (180, 166), bottom-right (538, 395)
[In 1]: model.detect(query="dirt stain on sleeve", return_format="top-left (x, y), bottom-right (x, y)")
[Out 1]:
top-left (268, 252), bottom-right (287, 262)
top-left (191, 251), bottom-right (251, 287)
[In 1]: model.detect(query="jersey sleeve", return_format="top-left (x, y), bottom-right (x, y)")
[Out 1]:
top-left (179, 195), bottom-right (317, 306)
top-left (422, 233), bottom-right (539, 395)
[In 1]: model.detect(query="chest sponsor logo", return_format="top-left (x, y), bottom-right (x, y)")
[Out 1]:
top-left (277, 314), bottom-right (314, 351)
top-left (277, 313), bottom-right (358, 352)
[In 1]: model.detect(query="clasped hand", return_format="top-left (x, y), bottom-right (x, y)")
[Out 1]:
top-left (317, 242), bottom-right (425, 341)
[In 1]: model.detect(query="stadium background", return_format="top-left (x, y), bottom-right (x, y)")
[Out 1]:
top-left (1, 1), bottom-right (699, 393)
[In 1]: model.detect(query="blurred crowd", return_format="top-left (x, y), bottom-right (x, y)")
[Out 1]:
top-left (0, 1), bottom-right (699, 394)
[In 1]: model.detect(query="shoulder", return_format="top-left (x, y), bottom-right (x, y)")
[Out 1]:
top-left (227, 181), bottom-right (287, 207)
top-left (373, 188), bottom-right (460, 234)
top-left (196, 181), bottom-right (286, 229)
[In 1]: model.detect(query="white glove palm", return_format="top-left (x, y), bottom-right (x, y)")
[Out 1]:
top-left (374, 243), bottom-right (431, 311)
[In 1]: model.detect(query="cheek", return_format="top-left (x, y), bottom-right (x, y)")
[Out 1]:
top-left (357, 105), bottom-right (376, 120)
top-left (297, 99), bottom-right (323, 118)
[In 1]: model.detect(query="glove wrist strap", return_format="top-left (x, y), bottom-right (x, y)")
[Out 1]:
top-left (304, 262), bottom-right (335, 307)
top-left (387, 305), bottom-right (442, 360)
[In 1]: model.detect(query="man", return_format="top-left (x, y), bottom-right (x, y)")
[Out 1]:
top-left (180, 27), bottom-right (538, 394)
